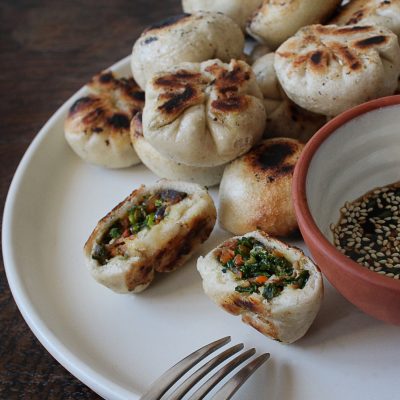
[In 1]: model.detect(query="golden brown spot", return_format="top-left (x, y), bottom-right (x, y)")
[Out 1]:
top-left (247, 141), bottom-right (300, 181)
top-left (211, 96), bottom-right (249, 112)
top-left (69, 96), bottom-right (96, 115)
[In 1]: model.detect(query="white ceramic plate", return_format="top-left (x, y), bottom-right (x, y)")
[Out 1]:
top-left (3, 56), bottom-right (399, 400)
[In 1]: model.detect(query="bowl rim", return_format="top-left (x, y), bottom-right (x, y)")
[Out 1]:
top-left (293, 95), bottom-right (400, 292)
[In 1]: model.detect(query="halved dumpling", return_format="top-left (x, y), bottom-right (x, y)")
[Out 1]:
top-left (197, 231), bottom-right (323, 343)
top-left (85, 180), bottom-right (216, 293)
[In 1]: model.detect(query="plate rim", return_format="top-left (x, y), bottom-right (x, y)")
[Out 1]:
top-left (2, 55), bottom-right (138, 400)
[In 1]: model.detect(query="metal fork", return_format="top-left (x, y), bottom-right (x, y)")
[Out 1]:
top-left (139, 336), bottom-right (270, 400)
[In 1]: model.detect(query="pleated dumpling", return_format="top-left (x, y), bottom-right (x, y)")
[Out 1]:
top-left (197, 231), bottom-right (323, 344)
top-left (64, 71), bottom-right (144, 168)
top-left (275, 24), bottom-right (400, 116)
top-left (330, 0), bottom-right (400, 38)
top-left (247, 0), bottom-right (341, 49)
top-left (131, 12), bottom-right (245, 89)
top-left (142, 59), bottom-right (266, 167)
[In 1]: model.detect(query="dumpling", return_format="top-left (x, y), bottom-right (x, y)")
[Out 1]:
top-left (252, 53), bottom-right (327, 142)
top-left (182, 0), bottom-right (263, 30)
top-left (249, 43), bottom-right (273, 64)
top-left (84, 180), bottom-right (216, 293)
top-left (131, 12), bottom-right (245, 89)
top-left (219, 138), bottom-right (303, 237)
top-left (130, 113), bottom-right (226, 187)
top-left (330, 0), bottom-right (400, 38)
top-left (197, 231), bottom-right (323, 343)
top-left (64, 71), bottom-right (144, 168)
top-left (275, 24), bottom-right (400, 116)
top-left (142, 59), bottom-right (266, 167)
top-left (247, 0), bottom-right (341, 49)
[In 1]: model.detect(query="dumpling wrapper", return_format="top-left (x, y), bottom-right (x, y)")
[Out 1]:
top-left (64, 71), bottom-right (144, 168)
top-left (85, 180), bottom-right (216, 293)
top-left (252, 52), bottom-right (327, 142)
top-left (275, 24), bottom-right (400, 116)
top-left (330, 0), bottom-right (400, 38)
top-left (131, 12), bottom-right (245, 90)
top-left (142, 59), bottom-right (266, 167)
top-left (247, 0), bottom-right (341, 49)
top-left (130, 113), bottom-right (226, 187)
top-left (197, 231), bottom-right (324, 344)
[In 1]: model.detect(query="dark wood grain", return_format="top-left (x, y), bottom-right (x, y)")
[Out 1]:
top-left (0, 1), bottom-right (180, 398)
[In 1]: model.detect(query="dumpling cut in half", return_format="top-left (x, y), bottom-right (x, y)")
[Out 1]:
top-left (64, 71), bottom-right (145, 168)
top-left (142, 59), bottom-right (266, 167)
top-left (275, 24), bottom-right (400, 117)
top-left (85, 180), bottom-right (216, 293)
top-left (197, 231), bottom-right (323, 343)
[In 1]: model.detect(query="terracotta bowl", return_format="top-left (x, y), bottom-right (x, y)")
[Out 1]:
top-left (293, 95), bottom-right (400, 325)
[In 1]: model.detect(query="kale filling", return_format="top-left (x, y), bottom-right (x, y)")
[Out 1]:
top-left (92, 190), bottom-right (187, 265)
top-left (217, 237), bottom-right (310, 300)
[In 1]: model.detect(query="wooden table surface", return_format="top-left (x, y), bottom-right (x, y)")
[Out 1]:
top-left (0, 1), bottom-right (180, 398)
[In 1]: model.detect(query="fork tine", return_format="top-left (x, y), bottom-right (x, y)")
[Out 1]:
top-left (210, 353), bottom-right (270, 400)
top-left (189, 348), bottom-right (257, 400)
top-left (140, 337), bottom-right (231, 400)
top-left (167, 343), bottom-right (244, 400)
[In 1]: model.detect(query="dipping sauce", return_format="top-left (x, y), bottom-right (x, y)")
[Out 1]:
top-left (331, 181), bottom-right (400, 279)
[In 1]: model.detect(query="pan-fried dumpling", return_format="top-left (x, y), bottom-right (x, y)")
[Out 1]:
top-left (197, 231), bottom-right (323, 343)
top-left (84, 180), bottom-right (216, 293)
top-left (252, 53), bottom-right (326, 142)
top-left (219, 138), bottom-right (303, 237)
top-left (182, 0), bottom-right (263, 30)
top-left (64, 71), bottom-right (144, 168)
top-left (247, 0), bottom-right (341, 49)
top-left (330, 0), bottom-right (400, 38)
top-left (131, 12), bottom-right (245, 90)
top-left (130, 114), bottom-right (225, 187)
top-left (275, 24), bottom-right (400, 116)
top-left (142, 59), bottom-right (266, 167)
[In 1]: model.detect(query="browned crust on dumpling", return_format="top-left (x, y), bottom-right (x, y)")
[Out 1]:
top-left (152, 60), bottom-right (256, 126)
top-left (275, 25), bottom-right (393, 76)
top-left (85, 180), bottom-right (217, 293)
top-left (124, 214), bottom-right (215, 291)
top-left (66, 71), bottom-right (144, 137)
top-left (219, 138), bottom-right (304, 237)
top-left (153, 70), bottom-right (207, 123)
top-left (330, 0), bottom-right (397, 27)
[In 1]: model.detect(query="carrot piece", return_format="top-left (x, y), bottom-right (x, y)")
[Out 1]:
top-left (234, 254), bottom-right (244, 266)
top-left (219, 248), bottom-right (235, 264)
top-left (122, 229), bottom-right (130, 238)
top-left (255, 275), bottom-right (268, 284)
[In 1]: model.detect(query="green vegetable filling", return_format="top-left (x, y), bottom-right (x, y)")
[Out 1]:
top-left (217, 237), bottom-right (310, 301)
top-left (92, 189), bottom-right (187, 265)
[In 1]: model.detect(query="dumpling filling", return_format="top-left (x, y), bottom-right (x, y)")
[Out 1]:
top-left (92, 189), bottom-right (187, 264)
top-left (216, 237), bottom-right (309, 300)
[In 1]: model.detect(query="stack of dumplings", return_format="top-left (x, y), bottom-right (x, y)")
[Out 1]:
top-left (63, 0), bottom-right (400, 344)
